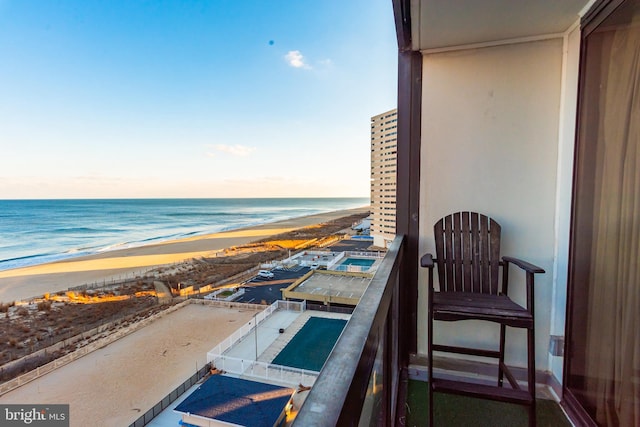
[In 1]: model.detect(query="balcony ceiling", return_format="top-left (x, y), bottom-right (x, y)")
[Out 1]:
top-left (411, 0), bottom-right (591, 50)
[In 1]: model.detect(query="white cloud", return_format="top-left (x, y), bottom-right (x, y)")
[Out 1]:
top-left (285, 50), bottom-right (310, 69)
top-left (210, 144), bottom-right (256, 157)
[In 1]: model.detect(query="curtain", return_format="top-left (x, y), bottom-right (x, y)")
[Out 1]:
top-left (585, 16), bottom-right (640, 426)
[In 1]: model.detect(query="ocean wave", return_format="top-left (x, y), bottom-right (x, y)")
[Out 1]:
top-left (95, 229), bottom-right (204, 252)
top-left (96, 242), bottom-right (132, 252)
top-left (164, 211), bottom-right (240, 218)
top-left (0, 252), bottom-right (85, 272)
top-left (52, 227), bottom-right (124, 234)
top-left (64, 245), bottom-right (102, 254)
top-left (0, 252), bottom-right (57, 264)
top-left (19, 226), bottom-right (123, 236)
top-left (0, 198), bottom-right (369, 272)
top-left (137, 231), bottom-right (195, 243)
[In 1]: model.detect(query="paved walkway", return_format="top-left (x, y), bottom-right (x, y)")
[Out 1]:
top-left (223, 310), bottom-right (302, 362)
top-left (146, 382), bottom-right (199, 427)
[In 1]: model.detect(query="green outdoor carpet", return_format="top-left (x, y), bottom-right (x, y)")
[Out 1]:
top-left (271, 316), bottom-right (347, 372)
top-left (405, 379), bottom-right (571, 427)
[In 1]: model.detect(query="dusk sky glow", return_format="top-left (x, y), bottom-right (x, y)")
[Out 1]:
top-left (0, 0), bottom-right (397, 199)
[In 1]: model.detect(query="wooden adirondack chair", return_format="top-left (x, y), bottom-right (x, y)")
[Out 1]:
top-left (421, 212), bottom-right (544, 427)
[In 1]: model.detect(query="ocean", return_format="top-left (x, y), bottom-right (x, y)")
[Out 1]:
top-left (0, 198), bottom-right (369, 272)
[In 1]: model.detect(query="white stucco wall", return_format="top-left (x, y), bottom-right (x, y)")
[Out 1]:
top-left (548, 22), bottom-right (581, 385)
top-left (418, 38), bottom-right (564, 371)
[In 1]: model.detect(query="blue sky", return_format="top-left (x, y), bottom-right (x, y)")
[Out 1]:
top-left (0, 1), bottom-right (397, 199)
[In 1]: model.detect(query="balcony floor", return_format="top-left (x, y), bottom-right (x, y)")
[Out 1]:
top-left (404, 380), bottom-right (571, 426)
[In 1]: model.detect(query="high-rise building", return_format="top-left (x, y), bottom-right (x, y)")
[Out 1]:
top-left (370, 108), bottom-right (397, 249)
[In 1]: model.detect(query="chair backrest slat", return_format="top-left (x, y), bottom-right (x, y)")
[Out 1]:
top-left (434, 212), bottom-right (501, 294)
top-left (453, 212), bottom-right (463, 291)
top-left (470, 212), bottom-right (481, 291)
top-left (479, 215), bottom-right (490, 293)
top-left (461, 211), bottom-right (472, 291)
top-left (489, 217), bottom-right (501, 293)
top-left (444, 214), bottom-right (454, 290)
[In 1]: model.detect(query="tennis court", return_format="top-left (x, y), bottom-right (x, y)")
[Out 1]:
top-left (271, 316), bottom-right (347, 372)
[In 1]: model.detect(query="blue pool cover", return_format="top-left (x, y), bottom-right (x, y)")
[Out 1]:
top-left (174, 375), bottom-right (293, 427)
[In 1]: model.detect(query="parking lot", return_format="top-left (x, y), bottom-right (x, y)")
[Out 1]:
top-left (237, 266), bottom-right (311, 304)
top-left (236, 237), bottom-right (383, 305)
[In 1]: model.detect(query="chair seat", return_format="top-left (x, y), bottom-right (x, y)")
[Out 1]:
top-left (433, 291), bottom-right (533, 328)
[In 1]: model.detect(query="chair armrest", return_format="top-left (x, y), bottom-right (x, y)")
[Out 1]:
top-left (421, 253), bottom-right (435, 268)
top-left (422, 253), bottom-right (436, 292)
top-left (502, 256), bottom-right (544, 274)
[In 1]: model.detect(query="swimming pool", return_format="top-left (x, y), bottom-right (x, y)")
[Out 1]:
top-left (339, 258), bottom-right (375, 268)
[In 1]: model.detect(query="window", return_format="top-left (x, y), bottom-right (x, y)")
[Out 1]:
top-left (565, 1), bottom-right (640, 425)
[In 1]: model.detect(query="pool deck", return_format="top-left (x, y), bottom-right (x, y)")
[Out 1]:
top-left (261, 311), bottom-right (351, 367)
top-left (150, 309), bottom-right (351, 427)
top-left (217, 310), bottom-right (350, 383)
top-left (281, 270), bottom-right (372, 306)
top-left (223, 310), bottom-right (302, 363)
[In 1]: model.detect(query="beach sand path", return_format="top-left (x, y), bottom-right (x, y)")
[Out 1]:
top-left (0, 303), bottom-right (261, 427)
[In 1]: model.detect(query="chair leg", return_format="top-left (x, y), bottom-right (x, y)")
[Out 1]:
top-left (527, 325), bottom-right (536, 427)
top-left (498, 324), bottom-right (506, 387)
top-left (428, 296), bottom-right (434, 426)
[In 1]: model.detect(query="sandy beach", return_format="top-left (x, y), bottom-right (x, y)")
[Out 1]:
top-left (0, 303), bottom-right (261, 427)
top-left (0, 207), bottom-right (369, 303)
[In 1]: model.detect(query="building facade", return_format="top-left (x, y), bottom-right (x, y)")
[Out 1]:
top-left (370, 108), bottom-right (397, 248)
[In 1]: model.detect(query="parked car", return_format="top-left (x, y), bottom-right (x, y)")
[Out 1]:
top-left (257, 270), bottom-right (275, 279)
top-left (310, 263), bottom-right (320, 270)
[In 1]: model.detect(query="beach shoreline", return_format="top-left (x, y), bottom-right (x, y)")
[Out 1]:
top-left (0, 206), bottom-right (369, 303)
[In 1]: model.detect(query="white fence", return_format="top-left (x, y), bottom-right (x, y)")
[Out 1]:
top-left (0, 299), bottom-right (192, 397)
top-left (210, 355), bottom-right (318, 386)
top-left (328, 251), bottom-right (385, 273)
top-left (276, 300), bottom-right (305, 312)
top-left (1, 298), bottom-right (305, 398)
top-left (206, 300), bottom-right (305, 360)
top-left (326, 252), bottom-right (346, 270)
top-left (345, 251), bottom-right (386, 258)
top-left (204, 287), bottom-right (245, 301)
top-left (332, 265), bottom-right (370, 273)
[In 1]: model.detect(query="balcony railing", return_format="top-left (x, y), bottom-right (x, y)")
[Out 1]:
top-left (293, 235), bottom-right (404, 426)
